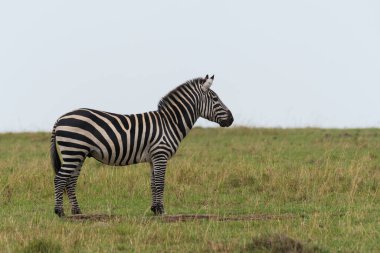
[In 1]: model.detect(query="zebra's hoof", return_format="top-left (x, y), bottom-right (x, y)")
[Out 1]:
top-left (54, 207), bottom-right (65, 217)
top-left (151, 205), bottom-right (165, 215)
top-left (71, 208), bottom-right (82, 215)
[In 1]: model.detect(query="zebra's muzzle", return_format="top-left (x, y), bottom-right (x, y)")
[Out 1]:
top-left (219, 110), bottom-right (234, 127)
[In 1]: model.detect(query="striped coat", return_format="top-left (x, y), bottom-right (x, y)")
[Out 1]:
top-left (50, 75), bottom-right (233, 216)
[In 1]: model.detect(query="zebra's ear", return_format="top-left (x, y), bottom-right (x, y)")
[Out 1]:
top-left (202, 74), bottom-right (213, 91)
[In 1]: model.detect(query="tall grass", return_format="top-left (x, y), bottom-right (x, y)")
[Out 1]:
top-left (0, 128), bottom-right (379, 252)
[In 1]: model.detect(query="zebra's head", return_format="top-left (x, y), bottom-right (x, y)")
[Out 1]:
top-left (198, 75), bottom-right (234, 127)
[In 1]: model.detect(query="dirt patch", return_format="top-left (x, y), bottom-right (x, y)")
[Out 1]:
top-left (64, 214), bottom-right (117, 222)
top-left (246, 234), bottom-right (325, 253)
top-left (64, 213), bottom-right (301, 223)
top-left (161, 213), bottom-right (299, 223)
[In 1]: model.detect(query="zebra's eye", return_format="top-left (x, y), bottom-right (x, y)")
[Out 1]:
top-left (212, 97), bottom-right (219, 102)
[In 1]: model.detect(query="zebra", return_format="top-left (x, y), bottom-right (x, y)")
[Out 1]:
top-left (50, 75), bottom-right (234, 217)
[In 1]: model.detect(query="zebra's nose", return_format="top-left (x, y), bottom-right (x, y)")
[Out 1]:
top-left (227, 110), bottom-right (234, 122)
top-left (226, 110), bottom-right (234, 126)
top-left (220, 110), bottom-right (234, 127)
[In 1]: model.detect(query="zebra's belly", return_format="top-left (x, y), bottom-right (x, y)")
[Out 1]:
top-left (89, 148), bottom-right (151, 166)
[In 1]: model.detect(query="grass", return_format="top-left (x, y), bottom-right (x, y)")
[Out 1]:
top-left (0, 127), bottom-right (379, 252)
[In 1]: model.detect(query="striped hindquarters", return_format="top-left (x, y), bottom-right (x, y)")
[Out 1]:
top-left (54, 108), bottom-right (163, 167)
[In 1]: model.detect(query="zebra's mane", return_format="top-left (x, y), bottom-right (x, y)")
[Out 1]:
top-left (158, 77), bottom-right (203, 111)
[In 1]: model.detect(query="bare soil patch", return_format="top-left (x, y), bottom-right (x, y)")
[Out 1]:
top-left (63, 213), bottom-right (301, 223)
top-left (64, 214), bottom-right (117, 222)
top-left (161, 213), bottom-right (299, 223)
top-left (246, 234), bottom-right (325, 253)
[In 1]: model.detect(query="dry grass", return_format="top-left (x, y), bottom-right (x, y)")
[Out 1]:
top-left (0, 128), bottom-right (379, 252)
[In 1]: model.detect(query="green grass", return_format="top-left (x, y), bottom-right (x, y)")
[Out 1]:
top-left (0, 128), bottom-right (379, 252)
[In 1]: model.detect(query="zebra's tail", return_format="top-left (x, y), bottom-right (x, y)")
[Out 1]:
top-left (50, 121), bottom-right (61, 175)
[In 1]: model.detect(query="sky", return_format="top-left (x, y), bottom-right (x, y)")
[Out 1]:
top-left (1, 0), bottom-right (380, 132)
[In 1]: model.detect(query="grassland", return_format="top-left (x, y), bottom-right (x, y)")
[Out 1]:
top-left (0, 128), bottom-right (379, 252)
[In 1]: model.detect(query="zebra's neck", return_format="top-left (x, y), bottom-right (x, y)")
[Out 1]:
top-left (156, 79), bottom-right (204, 146)
top-left (158, 94), bottom-right (201, 145)
top-left (158, 100), bottom-right (199, 142)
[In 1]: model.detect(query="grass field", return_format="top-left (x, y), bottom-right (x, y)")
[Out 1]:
top-left (0, 128), bottom-right (379, 252)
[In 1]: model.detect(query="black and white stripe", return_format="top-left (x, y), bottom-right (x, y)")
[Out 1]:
top-left (50, 75), bottom-right (233, 216)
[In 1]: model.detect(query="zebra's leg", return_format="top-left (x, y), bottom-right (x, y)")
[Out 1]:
top-left (150, 157), bottom-right (168, 215)
top-left (66, 173), bottom-right (82, 215)
top-left (149, 162), bottom-right (157, 213)
top-left (54, 174), bottom-right (69, 217)
top-left (54, 158), bottom-right (84, 217)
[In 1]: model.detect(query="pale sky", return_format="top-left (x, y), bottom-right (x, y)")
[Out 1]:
top-left (1, 0), bottom-right (380, 132)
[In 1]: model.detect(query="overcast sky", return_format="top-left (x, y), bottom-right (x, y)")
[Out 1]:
top-left (1, 0), bottom-right (379, 132)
